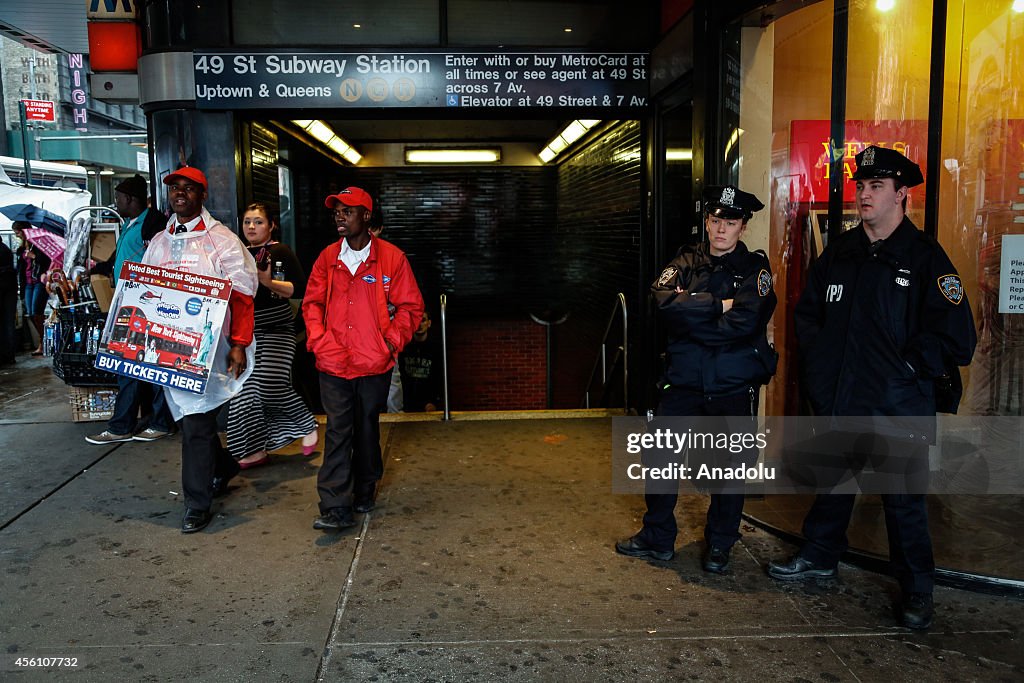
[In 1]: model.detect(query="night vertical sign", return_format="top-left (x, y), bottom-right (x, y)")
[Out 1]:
top-left (67, 54), bottom-right (88, 131)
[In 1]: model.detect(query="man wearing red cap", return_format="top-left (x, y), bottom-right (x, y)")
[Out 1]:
top-left (302, 187), bottom-right (423, 531)
top-left (142, 165), bottom-right (258, 533)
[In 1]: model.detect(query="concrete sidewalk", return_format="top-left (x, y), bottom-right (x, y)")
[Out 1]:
top-left (1, 356), bottom-right (1022, 681)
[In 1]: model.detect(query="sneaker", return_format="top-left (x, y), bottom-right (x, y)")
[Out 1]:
top-left (313, 507), bottom-right (357, 532)
top-left (133, 427), bottom-right (172, 442)
top-left (85, 430), bottom-right (133, 445)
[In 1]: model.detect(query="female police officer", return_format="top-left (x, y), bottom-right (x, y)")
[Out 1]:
top-left (616, 185), bottom-right (777, 573)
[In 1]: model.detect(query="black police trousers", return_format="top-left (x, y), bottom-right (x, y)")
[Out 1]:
top-left (798, 440), bottom-right (934, 594)
top-left (637, 387), bottom-right (757, 553)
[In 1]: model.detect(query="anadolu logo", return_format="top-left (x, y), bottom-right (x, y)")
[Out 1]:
top-left (185, 297), bottom-right (203, 316)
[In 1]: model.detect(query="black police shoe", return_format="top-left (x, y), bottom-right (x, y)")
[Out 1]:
top-left (900, 592), bottom-right (934, 630)
top-left (766, 555), bottom-right (838, 581)
top-left (181, 508), bottom-right (213, 534)
top-left (615, 535), bottom-right (674, 561)
top-left (702, 546), bottom-right (731, 574)
top-left (313, 507), bottom-right (357, 532)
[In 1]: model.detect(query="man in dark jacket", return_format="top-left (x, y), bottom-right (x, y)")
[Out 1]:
top-left (616, 185), bottom-right (777, 573)
top-left (86, 174), bottom-right (174, 445)
top-left (767, 146), bottom-right (977, 630)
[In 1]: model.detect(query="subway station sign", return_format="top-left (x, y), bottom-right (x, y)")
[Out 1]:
top-left (193, 50), bottom-right (648, 110)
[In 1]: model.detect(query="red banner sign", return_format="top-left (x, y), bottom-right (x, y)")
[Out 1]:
top-left (789, 120), bottom-right (928, 203)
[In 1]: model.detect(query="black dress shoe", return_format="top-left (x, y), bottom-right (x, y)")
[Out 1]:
top-left (900, 592), bottom-right (933, 630)
top-left (702, 546), bottom-right (731, 574)
top-left (211, 475), bottom-right (233, 498)
top-left (354, 484), bottom-right (376, 513)
top-left (766, 555), bottom-right (838, 581)
top-left (313, 507), bottom-right (357, 531)
top-left (181, 508), bottom-right (213, 533)
top-left (614, 535), bottom-right (674, 561)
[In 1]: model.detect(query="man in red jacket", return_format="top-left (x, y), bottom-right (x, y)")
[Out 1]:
top-left (302, 187), bottom-right (424, 531)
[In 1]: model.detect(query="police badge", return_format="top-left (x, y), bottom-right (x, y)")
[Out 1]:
top-left (757, 269), bottom-right (772, 297)
top-left (656, 266), bottom-right (679, 288)
top-left (720, 186), bottom-right (736, 207)
top-left (937, 274), bottom-right (963, 304)
top-left (862, 146), bottom-right (876, 166)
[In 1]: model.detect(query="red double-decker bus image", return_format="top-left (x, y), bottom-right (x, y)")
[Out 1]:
top-left (106, 305), bottom-right (204, 372)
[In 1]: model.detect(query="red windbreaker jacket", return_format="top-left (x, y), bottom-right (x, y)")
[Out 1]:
top-left (302, 237), bottom-right (424, 379)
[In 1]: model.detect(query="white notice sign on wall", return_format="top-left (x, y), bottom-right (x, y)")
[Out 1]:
top-left (999, 234), bottom-right (1024, 314)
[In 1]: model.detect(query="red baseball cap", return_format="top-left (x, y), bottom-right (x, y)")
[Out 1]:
top-left (324, 187), bottom-right (372, 212)
top-left (163, 166), bottom-right (208, 190)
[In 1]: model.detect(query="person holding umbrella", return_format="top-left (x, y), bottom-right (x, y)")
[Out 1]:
top-left (13, 222), bottom-right (51, 355)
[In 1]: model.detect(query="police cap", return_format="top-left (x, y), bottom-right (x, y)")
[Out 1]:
top-left (703, 185), bottom-right (764, 221)
top-left (851, 145), bottom-right (924, 187)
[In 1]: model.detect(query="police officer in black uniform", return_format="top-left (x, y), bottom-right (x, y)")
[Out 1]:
top-left (767, 146), bottom-right (977, 630)
top-left (616, 185), bottom-right (777, 573)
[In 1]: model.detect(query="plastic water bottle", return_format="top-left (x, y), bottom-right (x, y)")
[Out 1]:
top-left (272, 261), bottom-right (285, 298)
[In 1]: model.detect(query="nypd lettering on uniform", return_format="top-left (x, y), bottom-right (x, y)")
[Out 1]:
top-left (826, 284), bottom-right (843, 302)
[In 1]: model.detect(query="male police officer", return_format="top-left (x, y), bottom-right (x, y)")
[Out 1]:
top-left (766, 147), bottom-right (976, 630)
top-left (617, 185), bottom-right (776, 573)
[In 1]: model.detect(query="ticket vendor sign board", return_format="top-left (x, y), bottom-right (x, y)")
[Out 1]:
top-left (94, 261), bottom-right (232, 394)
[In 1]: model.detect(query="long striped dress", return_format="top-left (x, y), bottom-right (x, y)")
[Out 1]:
top-left (226, 243), bottom-right (317, 460)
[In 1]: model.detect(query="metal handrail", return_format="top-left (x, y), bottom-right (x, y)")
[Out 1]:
top-left (583, 292), bottom-right (628, 414)
top-left (440, 293), bottom-right (450, 421)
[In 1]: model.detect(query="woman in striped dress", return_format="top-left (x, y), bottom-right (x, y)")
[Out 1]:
top-left (227, 203), bottom-right (319, 468)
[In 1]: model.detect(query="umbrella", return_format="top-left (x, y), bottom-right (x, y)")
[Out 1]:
top-left (21, 226), bottom-right (65, 263)
top-left (0, 203), bottom-right (67, 236)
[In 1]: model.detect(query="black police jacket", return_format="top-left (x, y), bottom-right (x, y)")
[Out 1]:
top-left (653, 241), bottom-right (777, 395)
top-left (795, 217), bottom-right (976, 421)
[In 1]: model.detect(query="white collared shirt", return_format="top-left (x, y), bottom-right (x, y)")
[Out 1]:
top-left (338, 238), bottom-right (371, 275)
top-left (172, 215), bottom-right (203, 234)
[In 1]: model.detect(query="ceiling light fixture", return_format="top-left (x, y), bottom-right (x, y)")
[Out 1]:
top-left (291, 120), bottom-right (362, 165)
top-left (875, 0), bottom-right (895, 11)
top-left (537, 119), bottom-right (601, 163)
top-left (666, 148), bottom-right (693, 161)
top-left (405, 148), bottom-right (502, 164)
top-left (1013, 0), bottom-right (1024, 12)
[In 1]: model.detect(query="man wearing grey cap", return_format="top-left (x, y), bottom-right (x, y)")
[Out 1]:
top-left (86, 174), bottom-right (174, 445)
top-left (767, 146), bottom-right (977, 630)
top-left (617, 184), bottom-right (777, 574)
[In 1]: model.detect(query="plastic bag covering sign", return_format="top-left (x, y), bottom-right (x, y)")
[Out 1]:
top-left (94, 261), bottom-right (232, 394)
